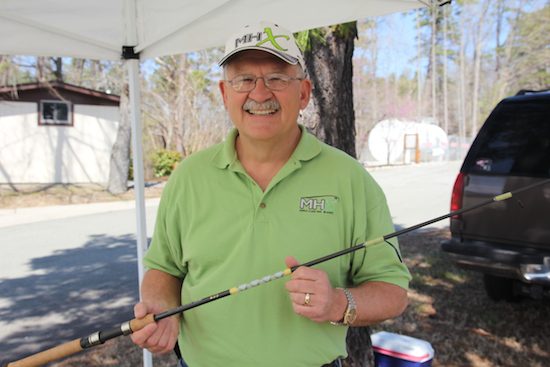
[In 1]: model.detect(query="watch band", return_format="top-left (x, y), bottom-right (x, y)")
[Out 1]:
top-left (330, 288), bottom-right (357, 326)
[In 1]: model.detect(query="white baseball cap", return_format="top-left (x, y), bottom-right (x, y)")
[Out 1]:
top-left (218, 21), bottom-right (305, 71)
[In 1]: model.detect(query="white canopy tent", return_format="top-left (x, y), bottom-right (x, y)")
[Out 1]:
top-left (0, 0), bottom-right (423, 364)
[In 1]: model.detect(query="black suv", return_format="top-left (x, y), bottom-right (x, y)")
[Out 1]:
top-left (442, 89), bottom-right (550, 301)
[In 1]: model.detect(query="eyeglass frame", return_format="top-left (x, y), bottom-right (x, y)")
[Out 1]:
top-left (224, 73), bottom-right (305, 93)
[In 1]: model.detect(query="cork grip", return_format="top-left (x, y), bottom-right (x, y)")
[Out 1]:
top-left (6, 338), bottom-right (82, 367)
top-left (129, 313), bottom-right (156, 332)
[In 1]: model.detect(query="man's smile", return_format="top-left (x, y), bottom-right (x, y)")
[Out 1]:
top-left (243, 99), bottom-right (280, 115)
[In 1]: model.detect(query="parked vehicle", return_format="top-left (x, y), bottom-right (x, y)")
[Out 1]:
top-left (442, 89), bottom-right (550, 301)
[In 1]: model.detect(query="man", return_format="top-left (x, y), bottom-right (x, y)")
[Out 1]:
top-left (131, 21), bottom-right (410, 367)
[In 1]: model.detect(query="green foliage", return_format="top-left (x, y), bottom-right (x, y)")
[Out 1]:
top-left (295, 29), bottom-right (325, 52)
top-left (295, 22), bottom-right (357, 52)
top-left (0, 57), bottom-right (34, 85)
top-left (507, 3), bottom-right (550, 93)
top-left (151, 149), bottom-right (182, 178)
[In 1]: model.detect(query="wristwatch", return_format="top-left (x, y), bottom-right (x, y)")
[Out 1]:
top-left (330, 288), bottom-right (357, 326)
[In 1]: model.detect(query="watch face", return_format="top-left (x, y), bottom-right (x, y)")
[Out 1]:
top-left (344, 308), bottom-right (357, 325)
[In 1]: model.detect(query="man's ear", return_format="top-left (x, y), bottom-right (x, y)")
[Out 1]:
top-left (299, 79), bottom-right (312, 110)
top-left (219, 80), bottom-right (228, 109)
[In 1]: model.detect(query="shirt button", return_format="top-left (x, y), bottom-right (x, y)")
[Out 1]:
top-left (259, 203), bottom-right (266, 208)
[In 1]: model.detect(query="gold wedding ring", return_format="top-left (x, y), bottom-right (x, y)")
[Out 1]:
top-left (304, 292), bottom-right (311, 306)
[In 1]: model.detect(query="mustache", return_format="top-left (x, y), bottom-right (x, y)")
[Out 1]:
top-left (243, 99), bottom-right (280, 111)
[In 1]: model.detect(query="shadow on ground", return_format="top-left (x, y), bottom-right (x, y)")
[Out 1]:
top-left (0, 234), bottom-right (143, 365)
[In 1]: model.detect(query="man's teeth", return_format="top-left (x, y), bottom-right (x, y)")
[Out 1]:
top-left (247, 109), bottom-right (276, 115)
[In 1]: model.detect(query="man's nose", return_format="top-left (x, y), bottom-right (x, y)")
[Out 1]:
top-left (248, 77), bottom-right (273, 101)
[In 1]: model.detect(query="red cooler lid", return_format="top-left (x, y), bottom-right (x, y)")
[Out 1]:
top-left (371, 331), bottom-right (434, 363)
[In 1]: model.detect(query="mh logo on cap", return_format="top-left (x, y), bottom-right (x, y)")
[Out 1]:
top-left (234, 27), bottom-right (289, 51)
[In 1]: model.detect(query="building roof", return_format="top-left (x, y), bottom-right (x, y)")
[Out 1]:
top-left (0, 81), bottom-right (120, 106)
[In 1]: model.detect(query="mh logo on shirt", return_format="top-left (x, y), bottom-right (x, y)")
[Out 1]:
top-left (299, 195), bottom-right (339, 214)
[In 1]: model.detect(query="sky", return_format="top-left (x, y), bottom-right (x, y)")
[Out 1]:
top-left (360, 0), bottom-right (548, 79)
top-left (368, 11), bottom-right (419, 78)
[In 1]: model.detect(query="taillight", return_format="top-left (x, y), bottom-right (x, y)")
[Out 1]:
top-left (451, 172), bottom-right (465, 218)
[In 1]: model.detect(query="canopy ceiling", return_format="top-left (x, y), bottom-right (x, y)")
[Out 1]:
top-left (0, 0), bottom-right (422, 60)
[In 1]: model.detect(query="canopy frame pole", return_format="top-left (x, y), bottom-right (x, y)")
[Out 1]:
top-left (124, 0), bottom-right (153, 366)
top-left (126, 55), bottom-right (153, 367)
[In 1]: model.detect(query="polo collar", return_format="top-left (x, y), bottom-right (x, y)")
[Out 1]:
top-left (211, 125), bottom-right (321, 170)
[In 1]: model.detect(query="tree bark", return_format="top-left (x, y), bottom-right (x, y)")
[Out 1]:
top-left (343, 327), bottom-right (374, 367)
top-left (430, 2), bottom-right (437, 122)
top-left (107, 81), bottom-right (131, 194)
top-left (416, 9), bottom-right (423, 120)
top-left (471, 0), bottom-right (491, 136)
top-left (302, 22), bottom-right (373, 367)
top-left (53, 57), bottom-right (63, 82)
top-left (303, 23), bottom-right (358, 158)
top-left (443, 5), bottom-right (449, 134)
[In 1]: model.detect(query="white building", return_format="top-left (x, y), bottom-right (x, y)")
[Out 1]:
top-left (0, 82), bottom-right (120, 184)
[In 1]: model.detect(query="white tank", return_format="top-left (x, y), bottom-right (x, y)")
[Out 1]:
top-left (367, 119), bottom-right (448, 164)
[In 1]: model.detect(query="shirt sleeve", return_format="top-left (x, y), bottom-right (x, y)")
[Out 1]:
top-left (349, 172), bottom-right (411, 289)
top-left (143, 173), bottom-right (188, 279)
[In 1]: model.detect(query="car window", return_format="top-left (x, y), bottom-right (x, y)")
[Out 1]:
top-left (465, 99), bottom-right (550, 178)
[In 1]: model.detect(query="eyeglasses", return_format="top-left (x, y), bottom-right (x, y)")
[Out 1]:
top-left (225, 73), bottom-right (304, 92)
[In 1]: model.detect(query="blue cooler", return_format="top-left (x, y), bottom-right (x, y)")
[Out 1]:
top-left (371, 331), bottom-right (434, 367)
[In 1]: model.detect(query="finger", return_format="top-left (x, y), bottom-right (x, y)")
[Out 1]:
top-left (289, 292), bottom-right (315, 306)
top-left (285, 278), bottom-right (321, 293)
top-left (149, 317), bottom-right (179, 349)
top-left (291, 266), bottom-right (327, 281)
top-left (285, 255), bottom-right (300, 269)
top-left (134, 302), bottom-right (149, 318)
top-left (145, 319), bottom-right (165, 347)
top-left (156, 321), bottom-right (178, 353)
top-left (145, 330), bottom-right (166, 354)
top-left (130, 322), bottom-right (158, 347)
top-left (292, 304), bottom-right (326, 322)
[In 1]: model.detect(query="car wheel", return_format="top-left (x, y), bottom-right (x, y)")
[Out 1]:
top-left (483, 274), bottom-right (521, 302)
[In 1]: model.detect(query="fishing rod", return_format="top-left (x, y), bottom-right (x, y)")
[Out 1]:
top-left (7, 178), bottom-right (550, 367)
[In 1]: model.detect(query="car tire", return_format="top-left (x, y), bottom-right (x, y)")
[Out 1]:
top-left (483, 274), bottom-right (521, 302)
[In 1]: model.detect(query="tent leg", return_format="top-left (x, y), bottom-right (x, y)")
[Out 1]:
top-left (127, 58), bottom-right (154, 367)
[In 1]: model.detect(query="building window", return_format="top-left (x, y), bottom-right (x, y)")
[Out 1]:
top-left (40, 100), bottom-right (72, 126)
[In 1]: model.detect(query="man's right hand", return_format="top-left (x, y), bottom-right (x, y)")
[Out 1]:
top-left (130, 301), bottom-right (180, 354)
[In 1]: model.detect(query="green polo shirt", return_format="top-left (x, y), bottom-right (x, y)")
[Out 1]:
top-left (144, 127), bottom-right (410, 367)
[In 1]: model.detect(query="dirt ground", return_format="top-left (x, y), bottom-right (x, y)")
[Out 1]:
top-left (46, 229), bottom-right (550, 367)
top-left (5, 185), bottom-right (549, 366)
top-left (0, 182), bottom-right (165, 209)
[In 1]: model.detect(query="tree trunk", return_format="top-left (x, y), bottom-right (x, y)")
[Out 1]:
top-left (458, 11), bottom-right (467, 153)
top-left (343, 327), bottom-right (374, 367)
top-left (302, 22), bottom-right (372, 367)
top-left (107, 81), bottom-right (131, 194)
top-left (471, 0), bottom-right (491, 136)
top-left (430, 2), bottom-right (437, 122)
top-left (442, 4), bottom-right (449, 134)
top-left (303, 23), bottom-right (357, 158)
top-left (36, 57), bottom-right (48, 82)
top-left (416, 9), bottom-right (423, 120)
top-left (53, 57), bottom-right (63, 82)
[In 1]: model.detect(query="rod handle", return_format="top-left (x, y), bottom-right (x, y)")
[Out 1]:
top-left (7, 338), bottom-right (82, 367)
top-left (129, 313), bottom-right (156, 332)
